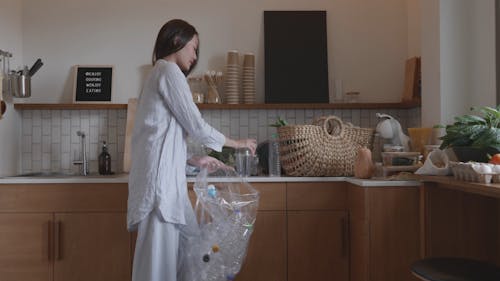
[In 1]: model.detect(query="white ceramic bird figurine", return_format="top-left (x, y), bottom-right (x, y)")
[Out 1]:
top-left (375, 113), bottom-right (410, 151)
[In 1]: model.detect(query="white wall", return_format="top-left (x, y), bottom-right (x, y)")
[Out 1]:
top-left (469, 0), bottom-right (496, 107)
top-left (1, 0), bottom-right (419, 175)
top-left (0, 0), bottom-right (22, 176)
top-left (407, 0), bottom-right (421, 58)
top-left (20, 0), bottom-right (410, 104)
top-left (420, 0), bottom-right (440, 128)
top-left (440, 0), bottom-right (470, 125)
top-left (421, 0), bottom-right (496, 127)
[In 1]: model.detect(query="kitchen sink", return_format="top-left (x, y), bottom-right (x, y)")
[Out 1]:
top-left (14, 172), bottom-right (75, 177)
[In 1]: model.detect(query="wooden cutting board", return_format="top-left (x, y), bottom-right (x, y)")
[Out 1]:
top-left (402, 57), bottom-right (421, 102)
top-left (123, 98), bottom-right (137, 173)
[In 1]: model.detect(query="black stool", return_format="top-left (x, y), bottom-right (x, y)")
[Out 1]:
top-left (411, 257), bottom-right (500, 281)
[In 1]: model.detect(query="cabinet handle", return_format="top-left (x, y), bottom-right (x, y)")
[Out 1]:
top-left (47, 220), bottom-right (53, 261)
top-left (341, 217), bottom-right (349, 257)
top-left (54, 221), bottom-right (62, 260)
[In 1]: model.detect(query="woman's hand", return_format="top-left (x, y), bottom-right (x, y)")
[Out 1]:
top-left (188, 155), bottom-right (232, 173)
top-left (225, 138), bottom-right (257, 155)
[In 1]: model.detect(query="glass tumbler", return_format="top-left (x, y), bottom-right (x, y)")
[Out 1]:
top-left (235, 148), bottom-right (251, 177)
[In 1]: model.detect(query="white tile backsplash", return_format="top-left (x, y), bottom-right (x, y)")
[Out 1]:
top-left (51, 143), bottom-right (60, 161)
top-left (32, 144), bottom-right (41, 161)
top-left (20, 109), bottom-right (127, 175)
top-left (19, 107), bottom-right (420, 174)
top-left (61, 135), bottom-right (71, 153)
top-left (42, 119), bottom-right (51, 136)
top-left (32, 126), bottom-right (41, 143)
top-left (52, 126), bottom-right (61, 143)
top-left (51, 110), bottom-right (61, 126)
top-left (32, 110), bottom-right (41, 126)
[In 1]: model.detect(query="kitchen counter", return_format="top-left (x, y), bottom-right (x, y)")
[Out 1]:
top-left (0, 173), bottom-right (131, 184)
top-left (418, 175), bottom-right (500, 267)
top-left (418, 175), bottom-right (500, 199)
top-left (0, 173), bottom-right (420, 187)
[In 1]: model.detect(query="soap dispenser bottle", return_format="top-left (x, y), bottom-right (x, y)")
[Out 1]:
top-left (98, 141), bottom-right (112, 175)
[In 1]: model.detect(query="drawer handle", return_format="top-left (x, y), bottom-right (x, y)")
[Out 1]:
top-left (341, 217), bottom-right (349, 257)
top-left (47, 220), bottom-right (53, 261)
top-left (55, 221), bottom-right (62, 260)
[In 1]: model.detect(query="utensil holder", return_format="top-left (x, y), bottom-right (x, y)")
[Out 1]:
top-left (10, 73), bottom-right (31, 98)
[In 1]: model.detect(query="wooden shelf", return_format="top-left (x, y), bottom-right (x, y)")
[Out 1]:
top-left (14, 100), bottom-right (420, 110)
top-left (197, 101), bottom-right (420, 109)
top-left (14, 103), bottom-right (128, 110)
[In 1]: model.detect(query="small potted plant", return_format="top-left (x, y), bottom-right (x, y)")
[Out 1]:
top-left (439, 106), bottom-right (500, 162)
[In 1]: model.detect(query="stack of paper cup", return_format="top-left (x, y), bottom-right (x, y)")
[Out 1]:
top-left (242, 53), bottom-right (256, 104)
top-left (224, 50), bottom-right (240, 104)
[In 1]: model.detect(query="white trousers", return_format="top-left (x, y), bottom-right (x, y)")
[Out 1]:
top-left (132, 210), bottom-right (180, 281)
top-left (132, 202), bottom-right (200, 281)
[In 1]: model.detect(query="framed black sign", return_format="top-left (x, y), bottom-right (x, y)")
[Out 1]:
top-left (73, 65), bottom-right (113, 103)
top-left (264, 11), bottom-right (329, 103)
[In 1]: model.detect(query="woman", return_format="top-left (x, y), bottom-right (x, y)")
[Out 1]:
top-left (128, 19), bottom-right (256, 281)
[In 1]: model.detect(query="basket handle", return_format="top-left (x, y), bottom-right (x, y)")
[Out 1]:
top-left (321, 115), bottom-right (345, 137)
top-left (312, 115), bottom-right (344, 126)
top-left (344, 121), bottom-right (354, 128)
top-left (312, 116), bottom-right (328, 126)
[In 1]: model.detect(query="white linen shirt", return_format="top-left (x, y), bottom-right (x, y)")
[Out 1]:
top-left (127, 60), bottom-right (225, 231)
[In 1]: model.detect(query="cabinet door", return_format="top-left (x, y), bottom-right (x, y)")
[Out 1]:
top-left (288, 211), bottom-right (349, 281)
top-left (368, 187), bottom-right (420, 281)
top-left (53, 213), bottom-right (131, 281)
top-left (0, 213), bottom-right (53, 281)
top-left (236, 211), bottom-right (287, 281)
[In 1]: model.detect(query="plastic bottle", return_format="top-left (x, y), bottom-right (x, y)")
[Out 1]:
top-left (268, 134), bottom-right (281, 177)
top-left (98, 141), bottom-right (112, 175)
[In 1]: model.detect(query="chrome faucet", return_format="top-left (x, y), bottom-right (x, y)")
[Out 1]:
top-left (73, 130), bottom-right (88, 176)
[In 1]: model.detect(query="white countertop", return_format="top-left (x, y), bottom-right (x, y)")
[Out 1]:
top-left (0, 173), bottom-right (420, 187)
top-left (0, 173), bottom-right (130, 184)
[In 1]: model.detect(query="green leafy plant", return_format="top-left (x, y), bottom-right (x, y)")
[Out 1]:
top-left (439, 105), bottom-right (500, 151)
top-left (269, 116), bottom-right (288, 127)
top-left (208, 147), bottom-right (235, 166)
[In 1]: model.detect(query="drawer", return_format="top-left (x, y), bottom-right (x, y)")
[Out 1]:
top-left (0, 184), bottom-right (128, 212)
top-left (287, 182), bottom-right (347, 210)
top-left (188, 182), bottom-right (286, 211)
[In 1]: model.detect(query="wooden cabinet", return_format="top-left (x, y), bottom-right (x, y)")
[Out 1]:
top-left (237, 211), bottom-right (287, 281)
top-left (0, 213), bottom-right (52, 281)
top-left (189, 182), bottom-right (287, 281)
top-left (53, 213), bottom-right (130, 281)
top-left (348, 184), bottom-right (420, 281)
top-left (0, 179), bottom-right (423, 281)
top-left (0, 184), bottom-right (131, 281)
top-left (422, 182), bottom-right (500, 262)
top-left (236, 183), bottom-right (287, 281)
top-left (287, 182), bottom-right (349, 281)
top-left (189, 181), bottom-right (348, 281)
top-left (288, 210), bottom-right (348, 281)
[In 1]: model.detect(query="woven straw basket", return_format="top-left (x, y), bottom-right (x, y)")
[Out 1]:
top-left (277, 116), bottom-right (374, 176)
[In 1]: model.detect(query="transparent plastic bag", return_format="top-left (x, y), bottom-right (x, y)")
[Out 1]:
top-left (184, 168), bottom-right (260, 281)
top-left (415, 149), bottom-right (451, 176)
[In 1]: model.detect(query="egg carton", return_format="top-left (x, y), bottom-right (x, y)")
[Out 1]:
top-left (449, 161), bottom-right (500, 184)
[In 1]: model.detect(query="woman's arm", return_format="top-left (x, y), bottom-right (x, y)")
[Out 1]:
top-left (159, 63), bottom-right (225, 152)
top-left (224, 138), bottom-right (257, 155)
top-left (187, 155), bottom-right (233, 172)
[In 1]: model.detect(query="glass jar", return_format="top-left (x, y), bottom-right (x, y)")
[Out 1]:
top-left (187, 76), bottom-right (204, 103)
top-left (206, 87), bottom-right (221, 104)
top-left (344, 91), bottom-right (360, 103)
